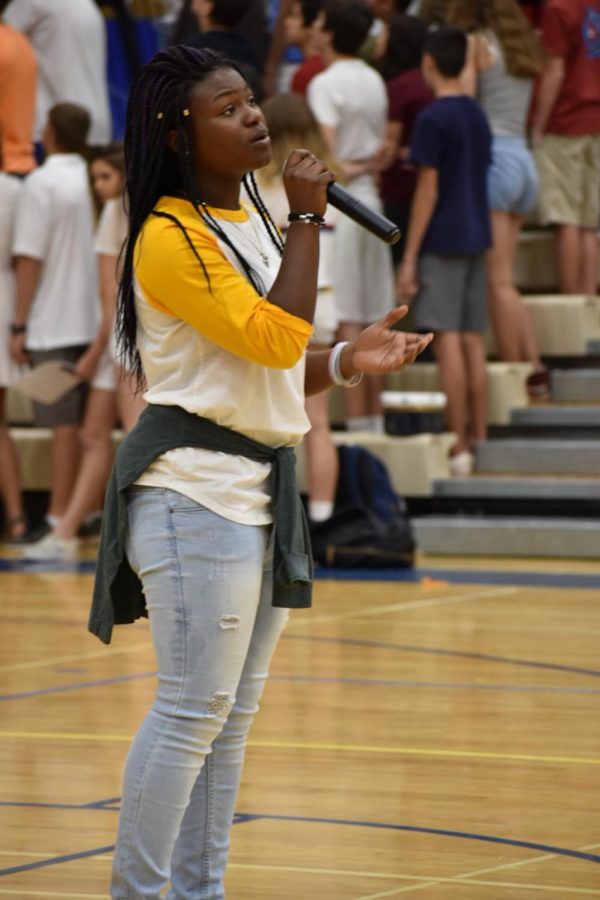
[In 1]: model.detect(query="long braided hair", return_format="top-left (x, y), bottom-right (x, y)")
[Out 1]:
top-left (118, 44), bottom-right (283, 381)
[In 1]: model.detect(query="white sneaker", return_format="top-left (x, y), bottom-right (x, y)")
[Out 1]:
top-left (448, 450), bottom-right (474, 477)
top-left (22, 532), bottom-right (80, 561)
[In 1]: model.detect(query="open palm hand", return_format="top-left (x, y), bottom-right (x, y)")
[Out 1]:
top-left (347, 306), bottom-right (433, 376)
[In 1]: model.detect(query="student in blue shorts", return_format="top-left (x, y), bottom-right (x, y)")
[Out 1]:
top-left (397, 24), bottom-right (492, 477)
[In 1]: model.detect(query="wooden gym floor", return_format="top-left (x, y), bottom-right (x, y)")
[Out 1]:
top-left (0, 544), bottom-right (599, 899)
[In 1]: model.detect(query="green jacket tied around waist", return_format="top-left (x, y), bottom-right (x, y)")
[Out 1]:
top-left (88, 404), bottom-right (313, 644)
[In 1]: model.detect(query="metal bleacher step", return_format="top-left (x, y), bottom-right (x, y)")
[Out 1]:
top-left (511, 405), bottom-right (600, 428)
top-left (411, 515), bottom-right (600, 559)
top-left (586, 338), bottom-right (600, 355)
top-left (432, 475), bottom-right (600, 501)
top-left (551, 369), bottom-right (600, 402)
top-left (476, 438), bottom-right (600, 475)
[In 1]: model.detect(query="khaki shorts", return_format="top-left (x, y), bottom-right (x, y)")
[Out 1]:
top-left (535, 134), bottom-right (600, 229)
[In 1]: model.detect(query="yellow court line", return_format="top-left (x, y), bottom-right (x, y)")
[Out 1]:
top-left (0, 641), bottom-right (152, 675)
top-left (248, 739), bottom-right (600, 766)
top-left (290, 586), bottom-right (518, 627)
top-left (0, 730), bottom-right (597, 766)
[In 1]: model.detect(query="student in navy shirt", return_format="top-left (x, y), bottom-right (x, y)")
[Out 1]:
top-left (397, 25), bottom-right (491, 477)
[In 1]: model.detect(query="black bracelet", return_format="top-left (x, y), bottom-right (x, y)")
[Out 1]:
top-left (287, 212), bottom-right (325, 227)
top-left (10, 323), bottom-right (26, 335)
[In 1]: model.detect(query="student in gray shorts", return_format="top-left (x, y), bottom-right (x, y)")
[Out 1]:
top-left (397, 26), bottom-right (492, 476)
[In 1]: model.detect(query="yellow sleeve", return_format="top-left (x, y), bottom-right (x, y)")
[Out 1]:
top-left (134, 213), bottom-right (312, 369)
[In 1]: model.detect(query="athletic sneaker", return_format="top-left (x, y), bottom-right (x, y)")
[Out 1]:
top-left (448, 450), bottom-right (474, 477)
top-left (22, 532), bottom-right (80, 561)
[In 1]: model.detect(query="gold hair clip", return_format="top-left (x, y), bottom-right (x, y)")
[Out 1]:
top-left (182, 108), bottom-right (190, 117)
top-left (156, 112), bottom-right (164, 120)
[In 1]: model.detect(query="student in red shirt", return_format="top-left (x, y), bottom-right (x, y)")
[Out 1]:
top-left (531, 0), bottom-right (600, 294)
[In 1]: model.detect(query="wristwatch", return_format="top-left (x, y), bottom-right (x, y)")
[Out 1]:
top-left (10, 324), bottom-right (26, 335)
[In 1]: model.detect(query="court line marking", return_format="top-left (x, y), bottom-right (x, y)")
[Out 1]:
top-left (3, 671), bottom-right (600, 705)
top-left (353, 877), bottom-right (600, 898)
top-left (288, 585), bottom-right (518, 626)
top-left (0, 729), bottom-right (597, 766)
top-left (350, 842), bottom-right (600, 899)
top-left (2, 816), bottom-right (598, 880)
top-left (0, 891), bottom-right (108, 899)
top-left (0, 642), bottom-right (152, 675)
top-left (282, 634), bottom-right (600, 679)
top-left (462, 843), bottom-right (600, 880)
top-left (228, 864), bottom-right (600, 896)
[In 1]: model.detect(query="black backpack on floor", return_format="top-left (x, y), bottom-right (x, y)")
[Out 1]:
top-left (309, 445), bottom-right (415, 569)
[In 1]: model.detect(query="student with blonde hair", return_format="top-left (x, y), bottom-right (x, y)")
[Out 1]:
top-left (256, 91), bottom-right (339, 523)
top-left (445, 0), bottom-right (549, 397)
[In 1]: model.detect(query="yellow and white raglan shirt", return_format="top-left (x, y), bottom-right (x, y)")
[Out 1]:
top-left (133, 195), bottom-right (313, 526)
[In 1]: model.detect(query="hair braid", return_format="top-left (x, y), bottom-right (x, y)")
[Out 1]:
top-left (243, 172), bottom-right (285, 255)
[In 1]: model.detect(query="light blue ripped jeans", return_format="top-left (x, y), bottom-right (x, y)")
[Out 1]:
top-left (111, 487), bottom-right (288, 900)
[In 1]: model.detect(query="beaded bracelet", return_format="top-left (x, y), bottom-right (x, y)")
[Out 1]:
top-left (328, 341), bottom-right (363, 387)
top-left (287, 212), bottom-right (325, 227)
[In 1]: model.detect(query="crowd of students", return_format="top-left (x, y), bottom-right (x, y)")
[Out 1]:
top-left (0, 0), bottom-right (599, 552)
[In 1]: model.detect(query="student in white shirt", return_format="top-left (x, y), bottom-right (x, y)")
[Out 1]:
top-left (0, 171), bottom-right (26, 542)
top-left (3, 0), bottom-right (111, 144)
top-left (11, 102), bottom-right (99, 528)
top-left (23, 145), bottom-right (145, 561)
top-left (308, 0), bottom-right (396, 431)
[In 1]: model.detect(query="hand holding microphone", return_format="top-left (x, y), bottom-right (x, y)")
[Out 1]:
top-left (282, 150), bottom-right (401, 245)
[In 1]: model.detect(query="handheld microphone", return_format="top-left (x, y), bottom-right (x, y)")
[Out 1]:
top-left (326, 182), bottom-right (401, 245)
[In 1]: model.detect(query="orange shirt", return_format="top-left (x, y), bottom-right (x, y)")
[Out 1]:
top-left (0, 24), bottom-right (36, 174)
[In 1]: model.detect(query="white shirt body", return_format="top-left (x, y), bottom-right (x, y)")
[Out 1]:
top-left (3, 0), bottom-right (111, 143)
top-left (13, 153), bottom-right (100, 350)
top-left (308, 58), bottom-right (388, 164)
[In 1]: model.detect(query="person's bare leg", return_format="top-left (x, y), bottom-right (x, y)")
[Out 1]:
top-left (116, 368), bottom-right (146, 433)
top-left (54, 389), bottom-right (117, 540)
top-left (556, 224), bottom-right (583, 294)
top-left (336, 322), bottom-right (370, 425)
top-left (0, 388), bottom-right (26, 538)
top-left (47, 425), bottom-right (81, 519)
top-left (581, 227), bottom-right (599, 295)
top-left (487, 211), bottom-right (542, 366)
top-left (304, 389), bottom-right (338, 520)
top-left (433, 331), bottom-right (469, 454)
top-left (462, 331), bottom-right (488, 448)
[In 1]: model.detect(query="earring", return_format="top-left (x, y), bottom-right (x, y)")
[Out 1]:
top-left (182, 108), bottom-right (190, 117)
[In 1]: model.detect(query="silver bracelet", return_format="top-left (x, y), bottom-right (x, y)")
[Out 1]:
top-left (328, 341), bottom-right (363, 387)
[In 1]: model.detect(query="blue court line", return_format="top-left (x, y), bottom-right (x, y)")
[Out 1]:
top-left (315, 565), bottom-right (600, 589)
top-left (235, 813), bottom-right (600, 865)
top-left (4, 556), bottom-right (600, 590)
top-left (282, 634), bottom-right (600, 679)
top-left (1, 810), bottom-right (599, 877)
top-left (0, 671), bottom-right (155, 702)
top-left (0, 844), bottom-right (115, 877)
